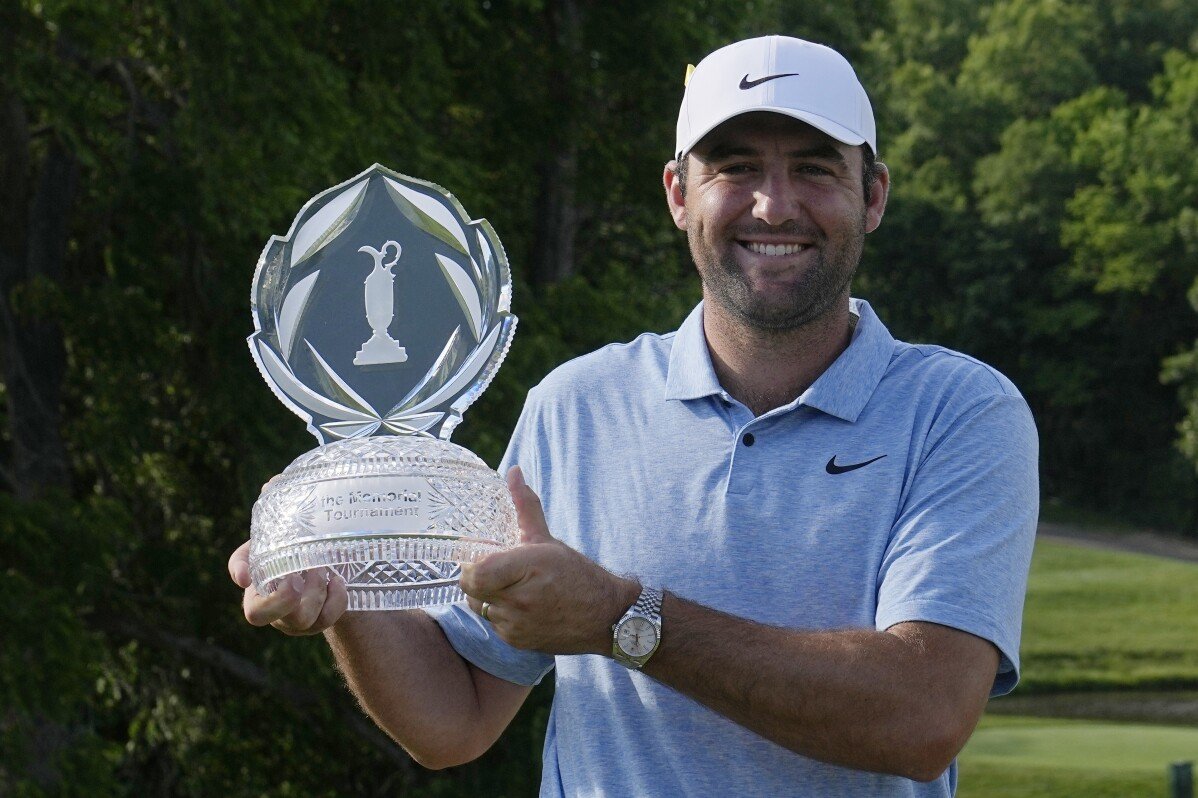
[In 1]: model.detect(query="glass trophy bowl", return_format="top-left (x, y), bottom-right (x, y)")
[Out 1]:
top-left (247, 164), bottom-right (519, 610)
top-left (250, 436), bottom-right (517, 610)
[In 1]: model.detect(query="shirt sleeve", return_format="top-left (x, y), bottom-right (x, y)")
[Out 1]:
top-left (875, 393), bottom-right (1039, 697)
top-left (424, 387), bottom-right (556, 687)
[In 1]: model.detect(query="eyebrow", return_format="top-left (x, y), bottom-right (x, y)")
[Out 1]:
top-left (699, 142), bottom-right (848, 165)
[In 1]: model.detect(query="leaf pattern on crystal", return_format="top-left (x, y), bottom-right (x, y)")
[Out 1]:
top-left (248, 164), bottom-right (516, 444)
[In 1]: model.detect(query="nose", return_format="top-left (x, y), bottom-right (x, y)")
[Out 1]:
top-left (751, 169), bottom-right (802, 227)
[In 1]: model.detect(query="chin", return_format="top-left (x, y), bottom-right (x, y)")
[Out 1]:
top-left (728, 286), bottom-right (850, 332)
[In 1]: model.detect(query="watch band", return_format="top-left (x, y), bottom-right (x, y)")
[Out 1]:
top-left (612, 585), bottom-right (664, 669)
top-left (630, 585), bottom-right (663, 619)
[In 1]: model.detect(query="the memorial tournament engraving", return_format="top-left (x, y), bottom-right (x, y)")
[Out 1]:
top-left (247, 164), bottom-right (518, 610)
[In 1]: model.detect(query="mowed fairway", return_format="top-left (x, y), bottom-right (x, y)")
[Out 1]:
top-left (957, 538), bottom-right (1198, 796)
top-left (965, 716), bottom-right (1198, 771)
top-left (958, 716), bottom-right (1198, 797)
top-left (1018, 538), bottom-right (1198, 691)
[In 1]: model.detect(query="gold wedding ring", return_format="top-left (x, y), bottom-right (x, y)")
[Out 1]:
top-left (481, 601), bottom-right (492, 621)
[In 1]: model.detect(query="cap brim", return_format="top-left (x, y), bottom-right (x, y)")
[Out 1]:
top-left (676, 106), bottom-right (868, 160)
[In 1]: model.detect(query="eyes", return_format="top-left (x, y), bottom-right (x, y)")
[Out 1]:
top-left (715, 162), bottom-right (836, 179)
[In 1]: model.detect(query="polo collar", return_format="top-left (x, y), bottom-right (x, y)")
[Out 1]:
top-left (798, 298), bottom-right (895, 422)
top-left (663, 298), bottom-right (896, 422)
top-left (664, 302), bottom-right (725, 401)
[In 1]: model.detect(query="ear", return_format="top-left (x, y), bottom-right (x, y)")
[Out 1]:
top-left (663, 160), bottom-right (687, 230)
top-left (865, 162), bottom-right (890, 234)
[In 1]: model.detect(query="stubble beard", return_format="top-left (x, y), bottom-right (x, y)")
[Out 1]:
top-left (690, 214), bottom-right (866, 332)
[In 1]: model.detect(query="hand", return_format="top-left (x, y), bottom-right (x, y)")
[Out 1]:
top-left (228, 541), bottom-right (349, 636)
top-left (460, 466), bottom-right (639, 655)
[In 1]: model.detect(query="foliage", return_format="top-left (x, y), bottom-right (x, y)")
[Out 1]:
top-left (863, 0), bottom-right (1198, 524)
top-left (4, 0), bottom-right (1198, 794)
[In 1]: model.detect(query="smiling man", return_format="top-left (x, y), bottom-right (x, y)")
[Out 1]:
top-left (231, 35), bottom-right (1038, 797)
top-left (680, 114), bottom-right (871, 332)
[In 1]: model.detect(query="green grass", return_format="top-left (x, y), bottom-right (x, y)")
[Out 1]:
top-left (957, 715), bottom-right (1196, 797)
top-left (964, 715), bottom-right (1198, 771)
top-left (1018, 539), bottom-right (1198, 692)
top-left (957, 760), bottom-right (1162, 798)
top-left (953, 542), bottom-right (1198, 796)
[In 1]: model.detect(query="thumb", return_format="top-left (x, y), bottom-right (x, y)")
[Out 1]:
top-left (507, 466), bottom-right (554, 544)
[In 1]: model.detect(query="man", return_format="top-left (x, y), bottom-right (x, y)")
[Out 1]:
top-left (230, 35), bottom-right (1038, 796)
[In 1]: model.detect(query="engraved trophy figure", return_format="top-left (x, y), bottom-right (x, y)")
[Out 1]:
top-left (354, 241), bottom-right (407, 365)
top-left (247, 164), bottom-right (519, 610)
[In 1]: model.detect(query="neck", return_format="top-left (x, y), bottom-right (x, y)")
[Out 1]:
top-left (703, 296), bottom-right (855, 417)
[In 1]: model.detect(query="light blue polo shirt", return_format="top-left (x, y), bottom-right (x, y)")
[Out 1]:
top-left (429, 298), bottom-right (1039, 797)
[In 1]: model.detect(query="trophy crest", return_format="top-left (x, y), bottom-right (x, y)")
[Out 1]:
top-left (247, 166), bottom-right (520, 610)
top-left (249, 164), bottom-right (516, 443)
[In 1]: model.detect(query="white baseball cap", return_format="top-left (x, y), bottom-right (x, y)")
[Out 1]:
top-left (674, 36), bottom-right (876, 160)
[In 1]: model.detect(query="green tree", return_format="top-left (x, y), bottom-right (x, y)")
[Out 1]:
top-left (862, 0), bottom-right (1198, 523)
top-left (3, 2), bottom-right (895, 794)
top-left (6, 1), bottom-right (1198, 794)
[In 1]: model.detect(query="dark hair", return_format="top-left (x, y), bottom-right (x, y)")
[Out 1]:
top-left (673, 144), bottom-right (882, 204)
top-left (860, 146), bottom-right (881, 205)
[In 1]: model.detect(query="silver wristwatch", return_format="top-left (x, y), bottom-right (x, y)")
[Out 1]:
top-left (611, 585), bottom-right (663, 669)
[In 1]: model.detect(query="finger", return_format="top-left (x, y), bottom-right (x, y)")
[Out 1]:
top-left (243, 571), bottom-right (305, 626)
top-left (278, 568), bottom-right (332, 632)
top-left (507, 466), bottom-right (553, 544)
top-left (459, 561), bottom-right (484, 598)
top-left (461, 553), bottom-right (527, 599)
top-left (228, 541), bottom-right (252, 589)
top-left (308, 573), bottom-right (349, 632)
top-left (463, 595), bottom-right (501, 626)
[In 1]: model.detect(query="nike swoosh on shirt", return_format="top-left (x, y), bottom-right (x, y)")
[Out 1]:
top-left (825, 454), bottom-right (888, 475)
top-left (739, 72), bottom-right (800, 90)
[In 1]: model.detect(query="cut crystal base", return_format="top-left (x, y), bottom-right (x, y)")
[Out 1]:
top-left (249, 436), bottom-right (517, 610)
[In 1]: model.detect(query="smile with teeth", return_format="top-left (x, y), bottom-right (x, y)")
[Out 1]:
top-left (742, 241), bottom-right (810, 256)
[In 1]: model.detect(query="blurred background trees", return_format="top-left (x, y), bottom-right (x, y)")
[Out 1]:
top-left (1, 0), bottom-right (1195, 794)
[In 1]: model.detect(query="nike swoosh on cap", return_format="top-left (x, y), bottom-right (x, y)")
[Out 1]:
top-left (739, 72), bottom-right (800, 90)
top-left (825, 454), bottom-right (887, 475)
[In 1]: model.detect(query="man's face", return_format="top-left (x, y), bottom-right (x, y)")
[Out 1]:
top-left (665, 112), bottom-right (887, 331)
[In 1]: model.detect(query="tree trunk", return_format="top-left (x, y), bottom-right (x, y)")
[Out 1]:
top-left (0, 87), bottom-right (76, 498)
top-left (530, 0), bottom-right (582, 286)
top-left (532, 146), bottom-right (580, 286)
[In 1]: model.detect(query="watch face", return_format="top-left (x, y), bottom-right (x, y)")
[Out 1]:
top-left (617, 616), bottom-right (658, 657)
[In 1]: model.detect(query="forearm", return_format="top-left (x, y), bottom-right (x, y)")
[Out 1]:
top-left (325, 610), bottom-right (496, 768)
top-left (460, 470), bottom-right (994, 778)
top-left (641, 594), bottom-right (991, 781)
top-left (232, 541), bottom-right (524, 769)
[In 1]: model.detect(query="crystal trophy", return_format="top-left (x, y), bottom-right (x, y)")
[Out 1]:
top-left (247, 164), bottom-right (519, 610)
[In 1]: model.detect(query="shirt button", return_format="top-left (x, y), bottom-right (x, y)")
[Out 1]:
top-left (742, 433), bottom-right (755, 447)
